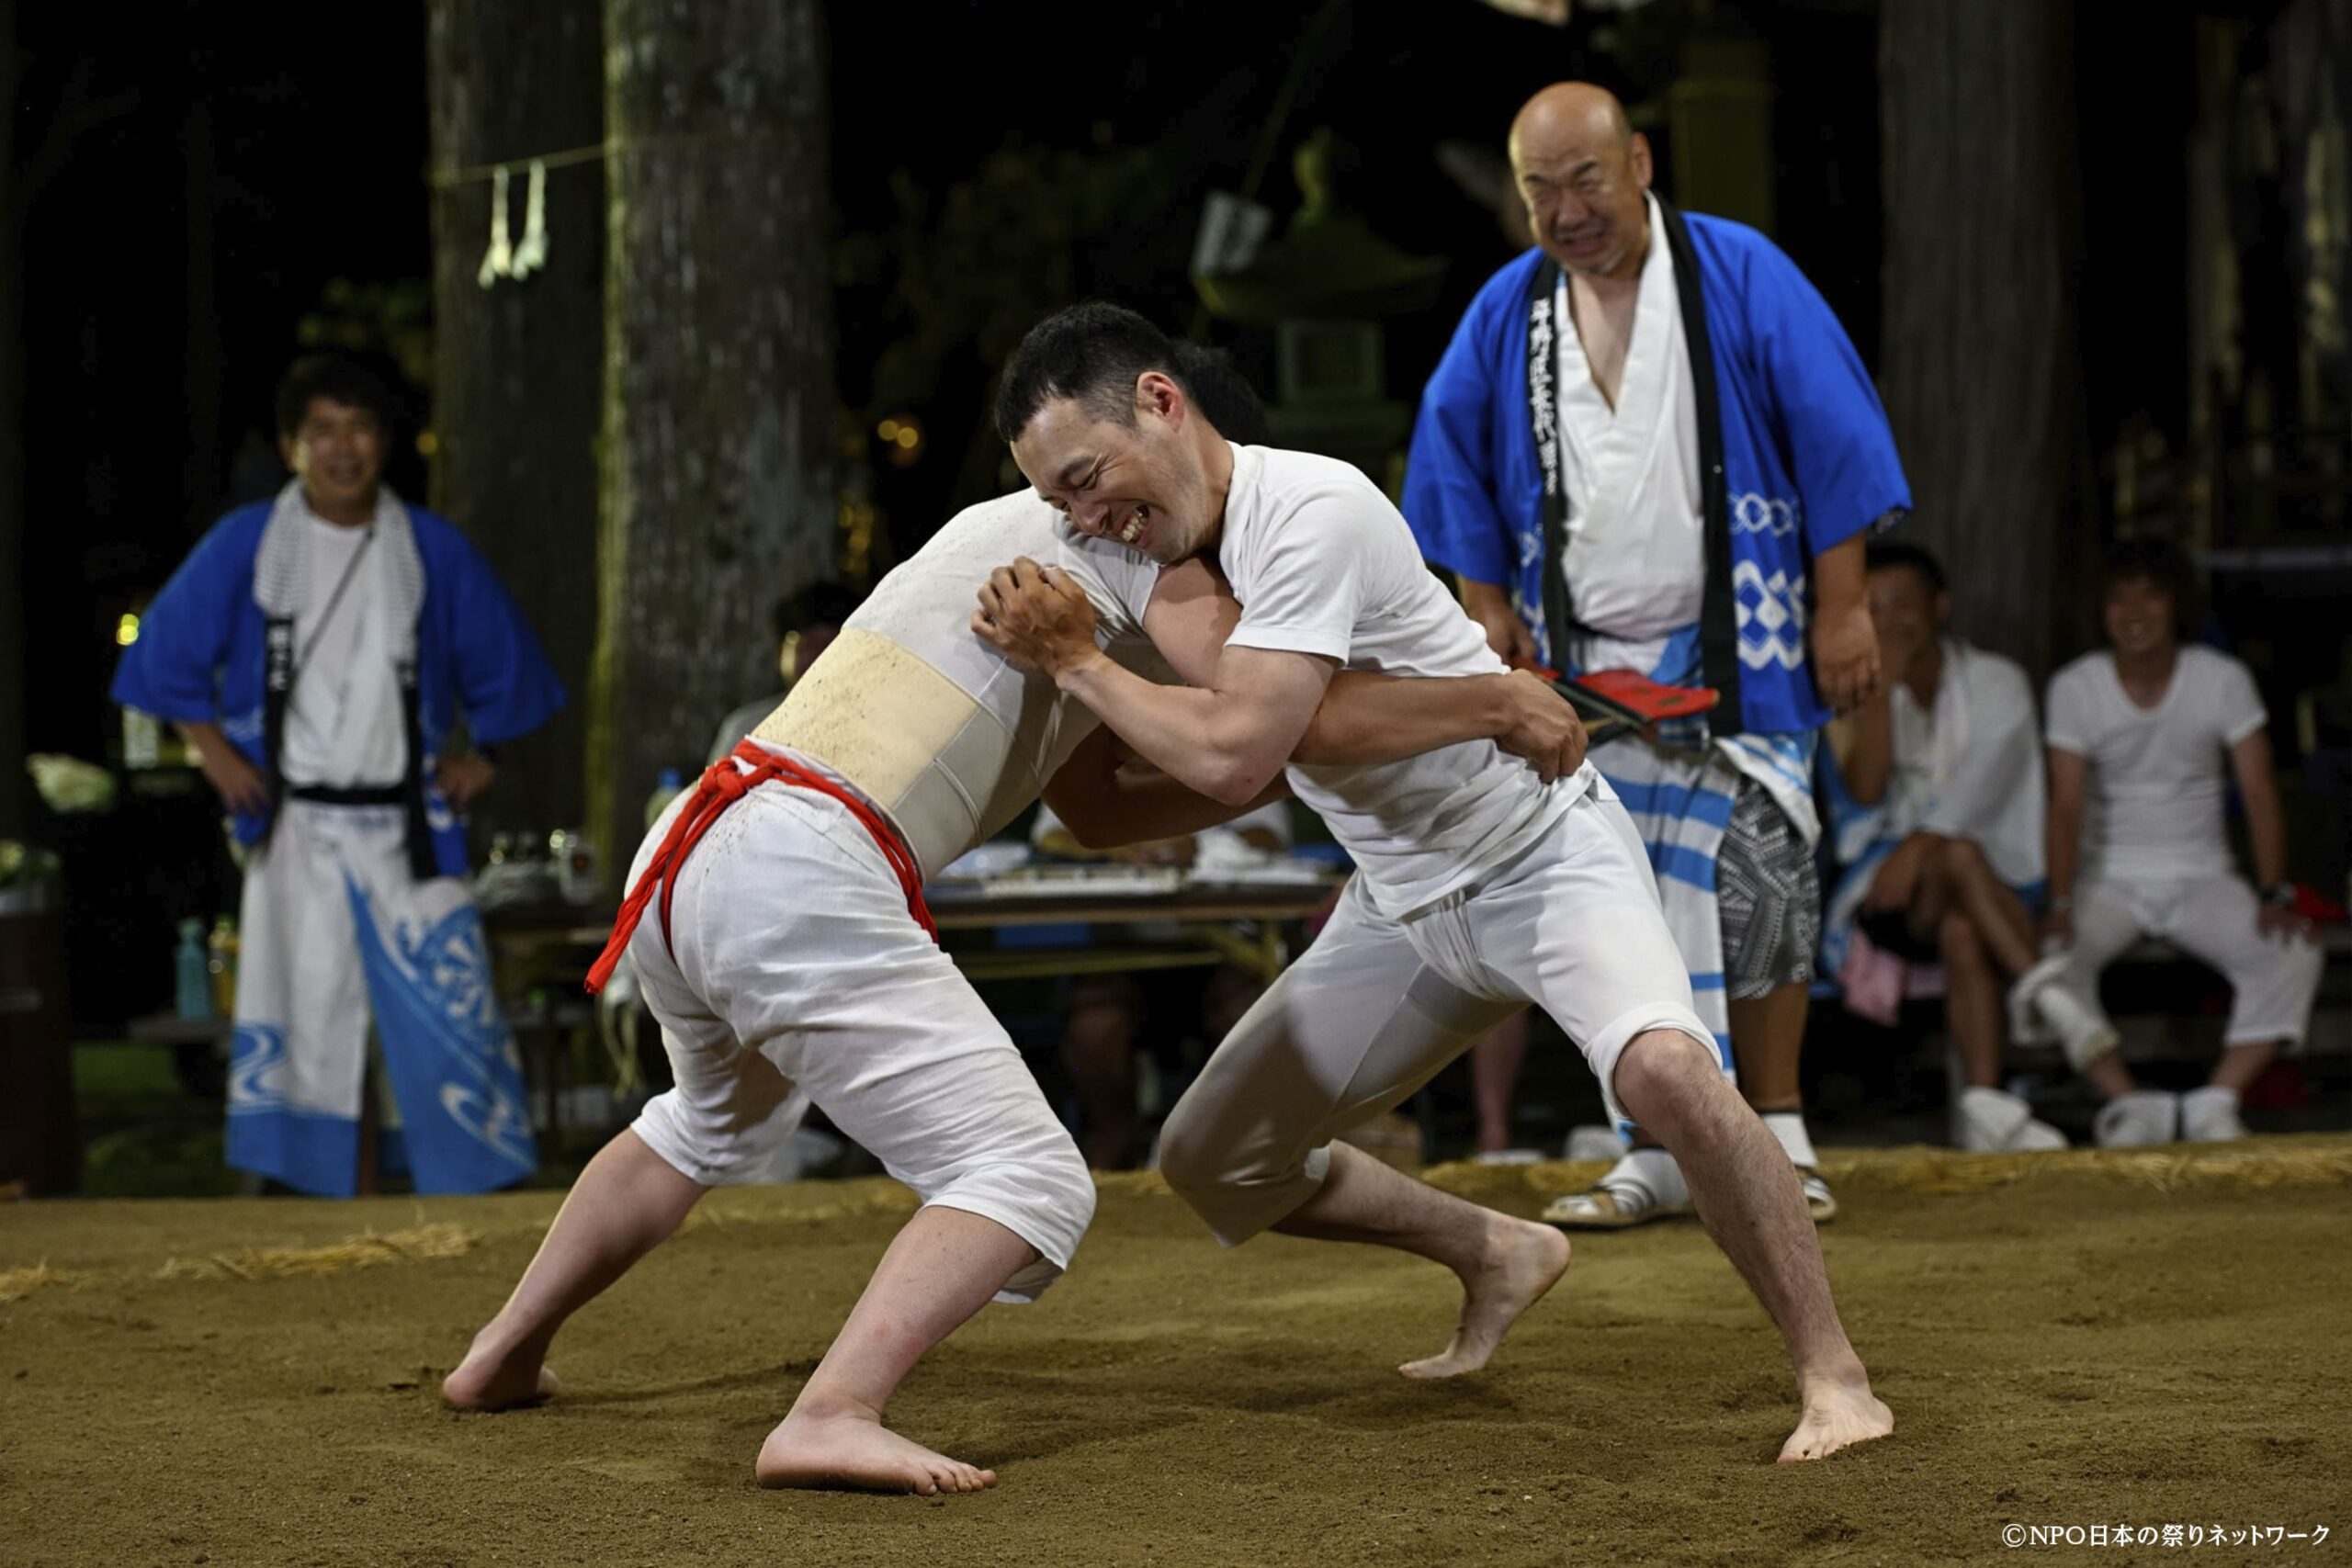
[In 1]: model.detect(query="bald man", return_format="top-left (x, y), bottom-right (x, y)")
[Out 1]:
top-left (1404, 83), bottom-right (1911, 1228)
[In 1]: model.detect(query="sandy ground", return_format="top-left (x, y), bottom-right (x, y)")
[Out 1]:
top-left (4, 1140), bottom-right (2348, 1567)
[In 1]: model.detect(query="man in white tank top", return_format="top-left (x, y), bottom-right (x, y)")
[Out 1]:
top-left (440, 435), bottom-right (1590, 1489)
top-left (987, 303), bottom-right (1892, 1463)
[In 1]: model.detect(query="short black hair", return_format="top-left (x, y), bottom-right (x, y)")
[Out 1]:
top-left (2098, 536), bottom-right (2189, 599)
top-left (2098, 536), bottom-right (2197, 628)
top-left (995, 302), bottom-right (1266, 446)
top-left (1864, 539), bottom-right (1946, 592)
top-left (276, 355), bottom-right (398, 440)
top-left (771, 581), bottom-right (862, 643)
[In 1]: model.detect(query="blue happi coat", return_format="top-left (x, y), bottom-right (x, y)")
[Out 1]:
top-left (112, 500), bottom-right (565, 875)
top-left (113, 498), bottom-right (563, 1197)
top-left (1403, 203), bottom-right (1910, 735)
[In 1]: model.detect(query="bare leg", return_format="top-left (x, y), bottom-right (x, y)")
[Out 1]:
top-left (444, 1128), bottom-right (706, 1410)
top-left (1274, 1141), bottom-right (1570, 1379)
top-left (1726, 984), bottom-right (1808, 1113)
top-left (756, 1204), bottom-right (1036, 1495)
top-left (2209, 1039), bottom-right (2280, 1094)
top-left (1470, 1011), bottom-right (1532, 1154)
top-left (2084, 1051), bottom-right (2138, 1098)
top-left (1939, 913), bottom-right (2005, 1089)
top-left (1614, 1029), bottom-right (1893, 1461)
top-left (1938, 840), bottom-right (2039, 977)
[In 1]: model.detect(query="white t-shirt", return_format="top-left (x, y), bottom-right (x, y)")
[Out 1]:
top-left (2044, 645), bottom-right (2266, 882)
top-left (1885, 640), bottom-right (2044, 887)
top-left (788, 491), bottom-right (1166, 874)
top-left (1554, 190), bottom-right (1705, 653)
top-left (282, 511), bottom-right (403, 786)
top-left (1204, 444), bottom-right (1594, 917)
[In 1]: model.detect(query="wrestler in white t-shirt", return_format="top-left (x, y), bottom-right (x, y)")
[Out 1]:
top-left (993, 309), bottom-right (1889, 1466)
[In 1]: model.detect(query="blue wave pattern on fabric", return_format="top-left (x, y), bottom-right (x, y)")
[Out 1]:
top-left (344, 874), bottom-right (536, 1193)
top-left (226, 1022), bottom-right (368, 1194)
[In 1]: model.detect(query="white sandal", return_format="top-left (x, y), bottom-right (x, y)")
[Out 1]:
top-left (1544, 1150), bottom-right (1691, 1230)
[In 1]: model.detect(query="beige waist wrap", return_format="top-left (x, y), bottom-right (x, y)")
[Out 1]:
top-left (751, 627), bottom-right (1054, 879)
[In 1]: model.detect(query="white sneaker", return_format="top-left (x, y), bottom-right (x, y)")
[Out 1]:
top-left (1955, 1085), bottom-right (2070, 1152)
top-left (2178, 1086), bottom-right (2250, 1143)
top-left (2094, 1090), bottom-right (2180, 1148)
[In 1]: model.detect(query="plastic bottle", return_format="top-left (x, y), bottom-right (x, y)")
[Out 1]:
top-left (644, 767), bottom-right (686, 830)
top-left (207, 916), bottom-right (239, 1016)
top-left (175, 919), bottom-right (211, 1021)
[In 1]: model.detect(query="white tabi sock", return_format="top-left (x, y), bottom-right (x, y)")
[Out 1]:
top-left (1760, 1111), bottom-right (1819, 1169)
top-left (1600, 1145), bottom-right (1690, 1208)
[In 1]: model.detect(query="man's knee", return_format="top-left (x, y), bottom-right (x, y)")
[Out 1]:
top-left (1611, 1028), bottom-right (1734, 1126)
top-left (1939, 911), bottom-right (1985, 972)
top-left (1938, 836), bottom-right (1989, 880)
top-left (1154, 1092), bottom-right (1219, 1201)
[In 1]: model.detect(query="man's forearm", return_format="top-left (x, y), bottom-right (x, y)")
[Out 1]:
top-left (1458, 575), bottom-right (1513, 619)
top-left (1043, 726), bottom-right (1289, 849)
top-left (2045, 800), bottom-right (2080, 902)
top-left (1839, 694), bottom-right (1894, 805)
top-left (2245, 784), bottom-right (2290, 889)
top-left (175, 720), bottom-right (233, 767)
top-left (1056, 653), bottom-right (1295, 807)
top-left (1292, 671), bottom-right (1513, 767)
top-left (1080, 766), bottom-right (1290, 849)
top-left (1814, 533), bottom-right (1868, 611)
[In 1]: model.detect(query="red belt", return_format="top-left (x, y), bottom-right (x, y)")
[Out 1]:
top-left (584, 739), bottom-right (936, 995)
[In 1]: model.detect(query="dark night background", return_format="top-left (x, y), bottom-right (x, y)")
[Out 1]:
top-left (13, 0), bottom-right (2220, 770)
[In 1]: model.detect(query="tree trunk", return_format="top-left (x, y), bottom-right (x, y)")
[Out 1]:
top-left (1879, 2), bottom-right (2085, 676)
top-left (0, 6), bottom-right (26, 840)
top-left (425, 0), bottom-right (605, 846)
top-left (592, 0), bottom-right (834, 876)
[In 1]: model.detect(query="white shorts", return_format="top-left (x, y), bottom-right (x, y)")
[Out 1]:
top-left (1159, 789), bottom-right (1718, 1244)
top-left (2058, 873), bottom-right (2324, 1048)
top-left (625, 760), bottom-right (1094, 1302)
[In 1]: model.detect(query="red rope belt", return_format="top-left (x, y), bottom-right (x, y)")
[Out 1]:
top-left (584, 739), bottom-right (936, 995)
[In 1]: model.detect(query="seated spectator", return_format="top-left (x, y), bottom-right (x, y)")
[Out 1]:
top-left (707, 581), bottom-right (862, 764)
top-left (2021, 539), bottom-right (2324, 1145)
top-left (1032, 796), bottom-right (1293, 1169)
top-left (1822, 543), bottom-right (2063, 1150)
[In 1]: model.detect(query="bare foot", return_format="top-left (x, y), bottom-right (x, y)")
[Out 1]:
top-left (1399, 1216), bottom-right (1572, 1379)
top-left (441, 1334), bottom-right (561, 1411)
top-left (1778, 1370), bottom-right (1894, 1462)
top-left (756, 1401), bottom-right (998, 1495)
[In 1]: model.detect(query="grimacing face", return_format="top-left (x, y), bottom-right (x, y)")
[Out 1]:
top-left (1513, 128), bottom-right (1653, 278)
top-left (1011, 374), bottom-right (1214, 564)
top-left (2102, 575), bottom-right (2177, 659)
top-left (281, 397), bottom-right (386, 519)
